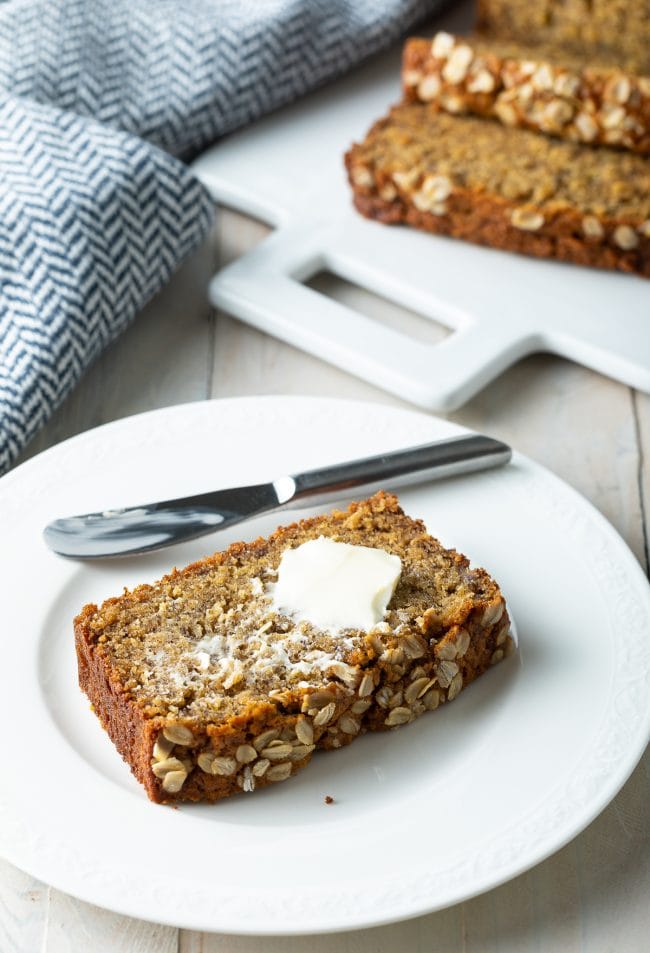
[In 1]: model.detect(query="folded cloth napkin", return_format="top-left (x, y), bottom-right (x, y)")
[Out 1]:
top-left (0, 0), bottom-right (446, 474)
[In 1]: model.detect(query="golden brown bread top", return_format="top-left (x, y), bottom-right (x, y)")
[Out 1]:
top-left (346, 101), bottom-right (650, 222)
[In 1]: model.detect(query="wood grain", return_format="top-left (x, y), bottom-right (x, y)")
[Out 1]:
top-left (42, 890), bottom-right (177, 953)
top-left (0, 859), bottom-right (48, 953)
top-left (3, 205), bottom-right (648, 953)
top-left (451, 353), bottom-right (648, 569)
top-left (633, 390), bottom-right (650, 571)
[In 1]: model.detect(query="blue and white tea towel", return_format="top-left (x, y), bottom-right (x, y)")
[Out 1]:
top-left (0, 0), bottom-right (446, 473)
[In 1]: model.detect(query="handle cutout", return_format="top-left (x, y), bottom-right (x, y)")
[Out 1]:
top-left (305, 271), bottom-right (450, 346)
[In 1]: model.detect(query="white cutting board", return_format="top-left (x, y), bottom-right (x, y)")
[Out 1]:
top-left (193, 0), bottom-right (650, 411)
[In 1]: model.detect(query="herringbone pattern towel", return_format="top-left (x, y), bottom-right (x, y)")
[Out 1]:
top-left (0, 0), bottom-right (444, 473)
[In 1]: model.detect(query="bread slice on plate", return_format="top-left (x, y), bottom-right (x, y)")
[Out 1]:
top-left (345, 102), bottom-right (650, 277)
top-left (403, 31), bottom-right (650, 155)
top-left (74, 492), bottom-right (514, 804)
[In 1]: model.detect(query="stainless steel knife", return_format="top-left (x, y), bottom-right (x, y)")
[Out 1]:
top-left (43, 433), bottom-right (511, 558)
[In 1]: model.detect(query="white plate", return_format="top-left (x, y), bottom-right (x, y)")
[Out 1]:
top-left (1, 396), bottom-right (649, 935)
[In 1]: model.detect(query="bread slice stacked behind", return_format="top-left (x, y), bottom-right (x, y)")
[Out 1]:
top-left (477, 0), bottom-right (650, 73)
top-left (346, 1), bottom-right (650, 276)
top-left (404, 32), bottom-right (650, 155)
top-left (346, 105), bottom-right (650, 276)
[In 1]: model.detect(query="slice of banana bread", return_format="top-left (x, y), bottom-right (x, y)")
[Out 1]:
top-left (476, 0), bottom-right (650, 73)
top-left (74, 492), bottom-right (513, 804)
top-left (403, 32), bottom-right (650, 154)
top-left (345, 102), bottom-right (650, 277)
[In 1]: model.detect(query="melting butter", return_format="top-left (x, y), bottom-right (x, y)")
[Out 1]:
top-left (272, 536), bottom-right (401, 631)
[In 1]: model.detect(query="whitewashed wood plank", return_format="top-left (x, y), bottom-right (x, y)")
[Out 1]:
top-left (572, 755), bottom-right (650, 953)
top-left (216, 208), bottom-right (270, 270)
top-left (0, 859), bottom-right (48, 953)
top-left (42, 889), bottom-right (177, 953)
top-left (182, 909), bottom-right (463, 953)
top-left (210, 305), bottom-right (414, 407)
top-left (528, 845), bottom-right (583, 953)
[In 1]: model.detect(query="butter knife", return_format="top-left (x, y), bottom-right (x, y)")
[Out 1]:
top-left (43, 434), bottom-right (511, 558)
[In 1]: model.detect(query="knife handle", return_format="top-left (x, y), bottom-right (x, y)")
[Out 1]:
top-left (277, 435), bottom-right (511, 508)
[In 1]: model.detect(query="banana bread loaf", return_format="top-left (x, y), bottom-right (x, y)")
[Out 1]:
top-left (74, 492), bottom-right (514, 804)
top-left (476, 0), bottom-right (650, 73)
top-left (403, 31), bottom-right (650, 154)
top-left (345, 102), bottom-right (650, 277)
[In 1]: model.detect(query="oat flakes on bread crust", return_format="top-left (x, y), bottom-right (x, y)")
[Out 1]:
top-left (74, 492), bottom-right (513, 803)
top-left (403, 32), bottom-right (650, 155)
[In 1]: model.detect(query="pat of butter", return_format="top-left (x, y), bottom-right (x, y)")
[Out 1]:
top-left (272, 537), bottom-right (402, 631)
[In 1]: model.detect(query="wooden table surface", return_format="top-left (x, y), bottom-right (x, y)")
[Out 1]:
top-left (3, 208), bottom-right (649, 952)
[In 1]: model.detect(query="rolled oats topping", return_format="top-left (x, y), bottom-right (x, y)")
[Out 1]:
top-left (422, 689), bottom-right (440, 711)
top-left (207, 755), bottom-right (237, 776)
top-left (467, 68), bottom-right (496, 94)
top-left (455, 629), bottom-right (471, 657)
top-left (613, 225), bottom-right (640, 250)
top-left (421, 174), bottom-right (453, 202)
top-left (313, 702), bottom-right (337, 727)
top-left (350, 166), bottom-right (373, 188)
top-left (447, 672), bottom-right (464, 701)
top-left (253, 728), bottom-right (280, 751)
top-left (162, 724), bottom-right (194, 746)
top-left (162, 769), bottom-right (188, 794)
top-left (510, 208), bottom-right (545, 231)
top-left (582, 215), bottom-right (605, 239)
top-left (431, 31), bottom-right (455, 59)
top-left (338, 715), bottom-right (361, 735)
top-left (153, 734), bottom-right (175, 762)
top-left (261, 742), bottom-right (294, 760)
top-left (267, 762), bottom-right (293, 782)
top-left (575, 112), bottom-right (599, 141)
top-left (442, 45), bottom-right (474, 84)
top-left (385, 707), bottom-right (412, 727)
top-left (402, 34), bottom-right (650, 156)
top-left (151, 756), bottom-right (186, 779)
top-left (418, 74), bottom-right (442, 100)
top-left (235, 744), bottom-right (258, 764)
top-left (295, 716), bottom-right (314, 746)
